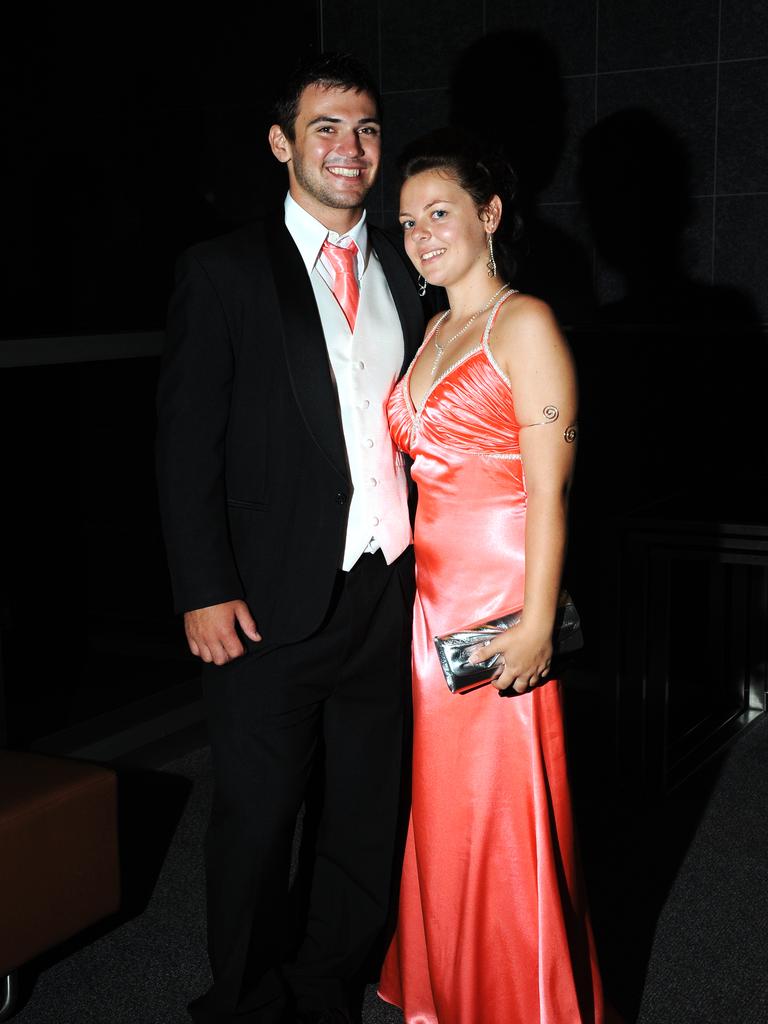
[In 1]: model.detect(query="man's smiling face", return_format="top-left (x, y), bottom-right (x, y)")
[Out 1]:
top-left (271, 83), bottom-right (381, 221)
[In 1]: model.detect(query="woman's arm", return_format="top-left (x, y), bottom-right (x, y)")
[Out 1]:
top-left (473, 296), bottom-right (578, 694)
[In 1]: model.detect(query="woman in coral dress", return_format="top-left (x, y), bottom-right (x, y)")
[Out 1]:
top-left (378, 130), bottom-right (604, 1023)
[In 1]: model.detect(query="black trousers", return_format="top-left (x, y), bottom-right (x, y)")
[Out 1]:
top-left (189, 548), bottom-right (414, 1024)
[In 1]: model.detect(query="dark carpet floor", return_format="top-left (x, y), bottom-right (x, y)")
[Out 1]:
top-left (637, 715), bottom-right (768, 1024)
top-left (9, 712), bottom-right (768, 1023)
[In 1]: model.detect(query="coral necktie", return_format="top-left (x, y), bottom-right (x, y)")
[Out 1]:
top-left (321, 238), bottom-right (359, 332)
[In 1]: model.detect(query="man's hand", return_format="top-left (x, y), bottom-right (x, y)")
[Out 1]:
top-left (184, 600), bottom-right (261, 665)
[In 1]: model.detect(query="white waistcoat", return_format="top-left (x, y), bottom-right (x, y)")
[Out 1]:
top-left (310, 250), bottom-right (412, 570)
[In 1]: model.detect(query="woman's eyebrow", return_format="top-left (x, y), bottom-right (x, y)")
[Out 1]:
top-left (399, 199), bottom-right (455, 216)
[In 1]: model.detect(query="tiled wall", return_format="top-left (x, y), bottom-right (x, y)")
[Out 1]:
top-left (322, 0), bottom-right (768, 324)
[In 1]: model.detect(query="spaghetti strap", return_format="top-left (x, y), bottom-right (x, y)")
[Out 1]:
top-left (481, 288), bottom-right (518, 390)
top-left (481, 288), bottom-right (517, 344)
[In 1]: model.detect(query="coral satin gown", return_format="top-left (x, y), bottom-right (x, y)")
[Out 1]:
top-left (379, 292), bottom-right (604, 1023)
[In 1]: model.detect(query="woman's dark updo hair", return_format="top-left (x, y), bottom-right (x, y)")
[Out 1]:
top-left (398, 128), bottom-right (525, 281)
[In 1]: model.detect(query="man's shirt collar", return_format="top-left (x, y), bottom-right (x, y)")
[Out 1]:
top-left (284, 193), bottom-right (369, 278)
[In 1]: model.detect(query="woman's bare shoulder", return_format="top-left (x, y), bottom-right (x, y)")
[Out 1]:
top-left (493, 293), bottom-right (570, 364)
top-left (497, 292), bottom-right (560, 333)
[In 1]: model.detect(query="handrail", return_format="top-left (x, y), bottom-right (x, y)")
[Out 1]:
top-left (1, 322), bottom-right (763, 371)
top-left (0, 331), bottom-right (165, 368)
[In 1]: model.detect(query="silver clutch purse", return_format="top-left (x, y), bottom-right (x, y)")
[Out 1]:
top-left (434, 593), bottom-right (583, 694)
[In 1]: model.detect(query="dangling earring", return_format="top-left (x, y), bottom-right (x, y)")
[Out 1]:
top-left (417, 274), bottom-right (427, 297)
top-left (487, 234), bottom-right (497, 278)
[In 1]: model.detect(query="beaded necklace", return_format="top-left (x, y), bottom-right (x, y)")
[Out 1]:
top-left (431, 282), bottom-right (511, 375)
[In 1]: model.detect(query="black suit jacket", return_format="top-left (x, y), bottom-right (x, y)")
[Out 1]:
top-left (156, 213), bottom-right (424, 643)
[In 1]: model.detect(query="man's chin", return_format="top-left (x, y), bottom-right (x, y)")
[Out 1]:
top-left (320, 188), bottom-right (373, 210)
top-left (327, 194), bottom-right (370, 210)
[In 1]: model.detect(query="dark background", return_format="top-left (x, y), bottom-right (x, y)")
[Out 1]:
top-left (2, 5), bottom-right (767, 1019)
top-left (1, 1), bottom-right (766, 751)
top-left (4, 0), bottom-right (768, 338)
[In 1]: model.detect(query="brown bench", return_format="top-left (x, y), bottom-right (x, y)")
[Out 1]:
top-left (0, 751), bottom-right (120, 1020)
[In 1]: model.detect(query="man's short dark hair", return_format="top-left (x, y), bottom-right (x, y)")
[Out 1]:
top-left (272, 52), bottom-right (381, 141)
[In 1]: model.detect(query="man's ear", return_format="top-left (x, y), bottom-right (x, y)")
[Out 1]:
top-left (268, 124), bottom-right (292, 164)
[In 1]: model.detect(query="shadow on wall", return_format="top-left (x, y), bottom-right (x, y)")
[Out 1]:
top-left (568, 107), bottom-right (767, 664)
top-left (449, 30), bottom-right (595, 327)
top-left (573, 107), bottom-right (765, 505)
top-left (581, 108), bottom-right (758, 328)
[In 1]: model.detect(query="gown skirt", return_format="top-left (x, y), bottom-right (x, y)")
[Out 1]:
top-left (378, 294), bottom-right (604, 1024)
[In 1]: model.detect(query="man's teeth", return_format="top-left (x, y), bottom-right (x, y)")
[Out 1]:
top-left (423, 249), bottom-right (446, 260)
top-left (328, 167), bottom-right (361, 177)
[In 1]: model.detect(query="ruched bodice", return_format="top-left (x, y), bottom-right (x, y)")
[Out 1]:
top-left (379, 292), bottom-right (604, 1024)
top-left (388, 344), bottom-right (521, 459)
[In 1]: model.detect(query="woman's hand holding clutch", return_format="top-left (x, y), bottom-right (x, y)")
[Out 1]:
top-left (469, 621), bottom-right (553, 695)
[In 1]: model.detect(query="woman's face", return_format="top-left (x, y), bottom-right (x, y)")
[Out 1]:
top-left (399, 169), bottom-right (495, 289)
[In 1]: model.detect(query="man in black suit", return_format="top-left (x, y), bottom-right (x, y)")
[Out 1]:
top-left (156, 54), bottom-right (423, 1024)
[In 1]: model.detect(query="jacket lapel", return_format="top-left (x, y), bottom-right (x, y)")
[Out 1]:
top-left (370, 226), bottom-right (424, 378)
top-left (268, 215), bottom-right (349, 483)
